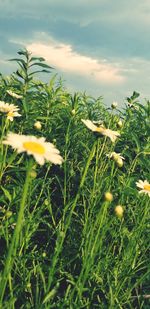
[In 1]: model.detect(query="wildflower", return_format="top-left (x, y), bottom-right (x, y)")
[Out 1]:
top-left (115, 205), bottom-right (124, 218)
top-left (136, 180), bottom-right (150, 197)
top-left (117, 120), bottom-right (123, 128)
top-left (34, 121), bottom-right (42, 130)
top-left (6, 90), bottom-right (23, 99)
top-left (104, 192), bottom-right (113, 202)
top-left (81, 119), bottom-right (120, 142)
top-left (3, 133), bottom-right (63, 166)
top-left (111, 101), bottom-right (118, 109)
top-left (0, 101), bottom-right (21, 121)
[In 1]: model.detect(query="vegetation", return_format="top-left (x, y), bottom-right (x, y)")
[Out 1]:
top-left (0, 49), bottom-right (150, 309)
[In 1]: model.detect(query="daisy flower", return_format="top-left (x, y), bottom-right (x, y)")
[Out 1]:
top-left (0, 101), bottom-right (21, 121)
top-left (136, 180), bottom-right (150, 197)
top-left (3, 132), bottom-right (63, 165)
top-left (81, 119), bottom-right (120, 142)
top-left (6, 90), bottom-right (23, 99)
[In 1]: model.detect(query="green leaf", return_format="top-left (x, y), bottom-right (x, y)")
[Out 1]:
top-left (29, 62), bottom-right (54, 69)
top-left (29, 57), bottom-right (45, 62)
top-left (15, 69), bottom-right (26, 80)
top-left (132, 91), bottom-right (140, 100)
top-left (1, 187), bottom-right (12, 202)
top-left (29, 69), bottom-right (51, 76)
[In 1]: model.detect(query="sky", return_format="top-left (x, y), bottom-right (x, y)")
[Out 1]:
top-left (0, 0), bottom-right (150, 107)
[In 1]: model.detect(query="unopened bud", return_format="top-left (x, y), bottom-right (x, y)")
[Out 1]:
top-left (116, 158), bottom-right (124, 167)
top-left (115, 205), bottom-right (124, 218)
top-left (5, 210), bottom-right (12, 218)
top-left (111, 101), bottom-right (118, 109)
top-left (117, 120), bottom-right (123, 128)
top-left (29, 170), bottom-right (37, 178)
top-left (104, 192), bottom-right (113, 202)
top-left (27, 283), bottom-right (31, 289)
top-left (34, 121), bottom-right (42, 130)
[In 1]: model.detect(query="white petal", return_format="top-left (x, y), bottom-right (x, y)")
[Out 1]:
top-left (81, 119), bottom-right (97, 131)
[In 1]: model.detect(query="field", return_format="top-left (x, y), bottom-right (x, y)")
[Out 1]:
top-left (0, 49), bottom-right (150, 309)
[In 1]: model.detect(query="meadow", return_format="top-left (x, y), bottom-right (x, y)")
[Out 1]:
top-left (0, 49), bottom-right (150, 309)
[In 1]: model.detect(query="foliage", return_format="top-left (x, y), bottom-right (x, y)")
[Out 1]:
top-left (0, 50), bottom-right (150, 309)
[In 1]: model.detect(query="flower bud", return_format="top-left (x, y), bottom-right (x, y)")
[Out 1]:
top-left (5, 210), bottom-right (12, 218)
top-left (34, 121), bottom-right (42, 130)
top-left (29, 170), bottom-right (37, 179)
top-left (111, 152), bottom-right (119, 161)
top-left (111, 101), bottom-right (118, 109)
top-left (116, 158), bottom-right (124, 167)
top-left (27, 283), bottom-right (31, 289)
top-left (115, 205), bottom-right (124, 218)
top-left (117, 120), bottom-right (123, 128)
top-left (104, 192), bottom-right (113, 202)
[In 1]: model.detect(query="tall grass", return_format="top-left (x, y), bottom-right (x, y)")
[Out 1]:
top-left (0, 49), bottom-right (150, 308)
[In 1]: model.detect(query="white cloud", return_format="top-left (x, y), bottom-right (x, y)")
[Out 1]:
top-left (26, 36), bottom-right (125, 84)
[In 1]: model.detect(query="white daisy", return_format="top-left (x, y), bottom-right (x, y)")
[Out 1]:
top-left (6, 90), bottom-right (23, 99)
top-left (81, 119), bottom-right (120, 142)
top-left (136, 180), bottom-right (150, 197)
top-left (0, 101), bottom-right (21, 121)
top-left (3, 133), bottom-right (63, 166)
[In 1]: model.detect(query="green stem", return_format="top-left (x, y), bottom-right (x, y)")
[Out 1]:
top-left (0, 160), bottom-right (33, 305)
top-left (46, 140), bottom-right (97, 294)
top-left (63, 119), bottom-right (72, 206)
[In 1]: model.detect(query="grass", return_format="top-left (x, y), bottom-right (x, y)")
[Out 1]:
top-left (0, 49), bottom-right (150, 308)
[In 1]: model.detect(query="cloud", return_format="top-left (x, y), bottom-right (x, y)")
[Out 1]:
top-left (26, 35), bottom-right (125, 84)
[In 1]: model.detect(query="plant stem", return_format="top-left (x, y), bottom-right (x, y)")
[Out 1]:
top-left (0, 160), bottom-right (33, 305)
top-left (46, 140), bottom-right (97, 295)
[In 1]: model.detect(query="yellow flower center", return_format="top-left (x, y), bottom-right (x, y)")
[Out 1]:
top-left (7, 112), bottom-right (14, 117)
top-left (23, 141), bottom-right (45, 154)
top-left (144, 184), bottom-right (150, 191)
top-left (95, 127), bottom-right (104, 133)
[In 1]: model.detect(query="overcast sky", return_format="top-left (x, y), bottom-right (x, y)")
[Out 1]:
top-left (1, 0), bottom-right (150, 106)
